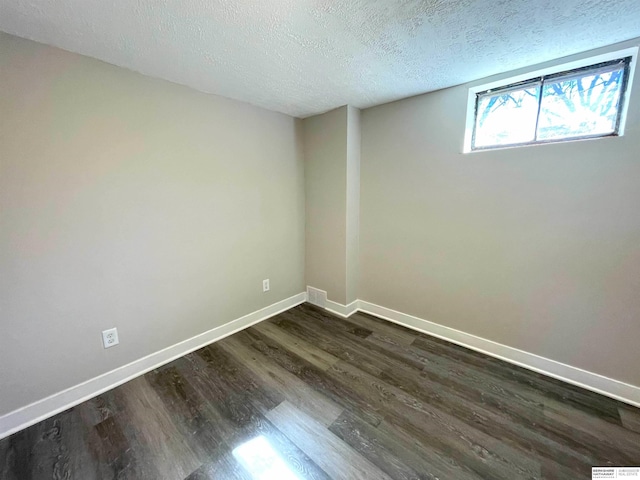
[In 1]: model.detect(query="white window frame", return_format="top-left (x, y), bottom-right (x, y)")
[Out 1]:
top-left (463, 46), bottom-right (639, 153)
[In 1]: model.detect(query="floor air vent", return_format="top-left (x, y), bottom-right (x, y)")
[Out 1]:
top-left (306, 286), bottom-right (327, 308)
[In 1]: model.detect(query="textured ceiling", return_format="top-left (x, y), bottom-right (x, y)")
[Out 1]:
top-left (1, 0), bottom-right (640, 117)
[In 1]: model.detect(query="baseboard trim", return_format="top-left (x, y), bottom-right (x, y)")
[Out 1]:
top-left (0, 292), bottom-right (307, 441)
top-left (305, 285), bottom-right (358, 318)
top-left (5, 292), bottom-right (637, 440)
top-left (357, 300), bottom-right (640, 408)
top-left (326, 299), bottom-right (359, 318)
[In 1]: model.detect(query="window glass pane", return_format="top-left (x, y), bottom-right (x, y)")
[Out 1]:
top-left (536, 67), bottom-right (624, 140)
top-left (474, 86), bottom-right (540, 148)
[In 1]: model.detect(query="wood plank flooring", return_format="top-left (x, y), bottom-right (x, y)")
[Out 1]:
top-left (1, 303), bottom-right (639, 479)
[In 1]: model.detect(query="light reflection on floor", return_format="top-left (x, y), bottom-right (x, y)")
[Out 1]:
top-left (232, 435), bottom-right (302, 480)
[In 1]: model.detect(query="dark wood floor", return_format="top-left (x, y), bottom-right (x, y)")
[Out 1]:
top-left (1, 303), bottom-right (639, 479)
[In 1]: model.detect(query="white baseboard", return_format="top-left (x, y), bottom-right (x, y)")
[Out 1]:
top-left (326, 299), bottom-right (359, 318)
top-left (4, 291), bottom-right (637, 441)
top-left (0, 292), bottom-right (307, 441)
top-left (356, 300), bottom-right (640, 409)
top-left (305, 285), bottom-right (358, 318)
top-left (305, 291), bottom-right (640, 406)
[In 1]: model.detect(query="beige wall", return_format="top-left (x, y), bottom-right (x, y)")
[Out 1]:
top-left (303, 106), bottom-right (360, 306)
top-left (0, 33), bottom-right (305, 416)
top-left (303, 107), bottom-right (349, 304)
top-left (360, 39), bottom-right (640, 387)
top-left (3, 28), bottom-right (639, 420)
top-left (345, 106), bottom-right (361, 305)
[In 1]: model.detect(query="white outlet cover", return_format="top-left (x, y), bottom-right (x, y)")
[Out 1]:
top-left (102, 328), bottom-right (119, 349)
top-left (263, 279), bottom-right (270, 292)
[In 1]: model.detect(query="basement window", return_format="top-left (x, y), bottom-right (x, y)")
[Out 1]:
top-left (463, 48), bottom-right (638, 152)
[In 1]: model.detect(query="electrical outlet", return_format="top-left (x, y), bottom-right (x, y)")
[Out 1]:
top-left (263, 279), bottom-right (270, 292)
top-left (102, 328), bottom-right (119, 349)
